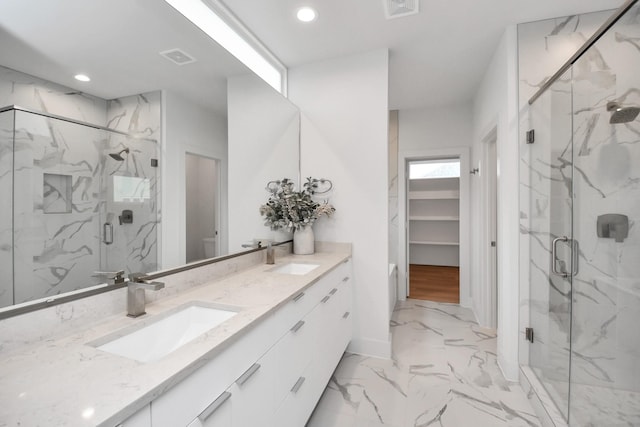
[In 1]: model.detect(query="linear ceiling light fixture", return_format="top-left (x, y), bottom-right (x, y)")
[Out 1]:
top-left (163, 0), bottom-right (284, 93)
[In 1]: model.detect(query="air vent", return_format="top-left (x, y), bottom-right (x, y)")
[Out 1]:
top-left (159, 48), bottom-right (196, 66)
top-left (384, 0), bottom-right (419, 19)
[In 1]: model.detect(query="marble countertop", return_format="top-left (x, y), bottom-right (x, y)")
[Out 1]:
top-left (0, 250), bottom-right (350, 427)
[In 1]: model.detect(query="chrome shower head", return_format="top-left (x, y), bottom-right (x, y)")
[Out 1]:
top-left (109, 147), bottom-right (130, 161)
top-left (607, 101), bottom-right (640, 124)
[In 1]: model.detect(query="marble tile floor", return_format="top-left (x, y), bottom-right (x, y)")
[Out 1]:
top-left (306, 299), bottom-right (540, 427)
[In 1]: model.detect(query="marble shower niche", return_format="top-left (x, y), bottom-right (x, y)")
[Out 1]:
top-left (0, 106), bottom-right (159, 308)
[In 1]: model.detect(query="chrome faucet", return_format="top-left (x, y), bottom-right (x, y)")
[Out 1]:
top-left (266, 242), bottom-right (275, 265)
top-left (127, 273), bottom-right (165, 317)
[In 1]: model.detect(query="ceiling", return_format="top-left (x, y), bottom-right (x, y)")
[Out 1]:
top-left (0, 0), bottom-right (250, 117)
top-left (0, 0), bottom-right (625, 114)
top-left (224, 0), bottom-right (624, 110)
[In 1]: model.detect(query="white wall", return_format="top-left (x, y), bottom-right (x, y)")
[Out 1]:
top-left (227, 74), bottom-right (300, 253)
top-left (162, 90), bottom-right (228, 269)
top-left (398, 105), bottom-right (473, 151)
top-left (289, 49), bottom-right (391, 358)
top-left (470, 25), bottom-right (520, 380)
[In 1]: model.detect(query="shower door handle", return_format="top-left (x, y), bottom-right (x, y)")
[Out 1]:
top-left (551, 236), bottom-right (569, 278)
top-left (571, 239), bottom-right (579, 277)
top-left (103, 222), bottom-right (113, 245)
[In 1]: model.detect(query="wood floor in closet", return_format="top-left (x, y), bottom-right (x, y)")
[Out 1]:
top-left (409, 264), bottom-right (459, 304)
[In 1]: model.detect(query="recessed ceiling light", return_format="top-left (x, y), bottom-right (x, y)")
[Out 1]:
top-left (297, 6), bottom-right (317, 22)
top-left (74, 74), bottom-right (91, 82)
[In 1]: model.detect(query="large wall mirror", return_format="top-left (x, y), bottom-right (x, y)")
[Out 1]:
top-left (0, 0), bottom-right (299, 312)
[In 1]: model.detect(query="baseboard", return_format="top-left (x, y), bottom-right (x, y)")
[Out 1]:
top-left (346, 336), bottom-right (392, 359)
top-left (498, 354), bottom-right (519, 382)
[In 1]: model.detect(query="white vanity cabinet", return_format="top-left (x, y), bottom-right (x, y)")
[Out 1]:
top-left (117, 404), bottom-right (151, 427)
top-left (147, 257), bottom-right (352, 427)
top-left (273, 259), bottom-right (353, 427)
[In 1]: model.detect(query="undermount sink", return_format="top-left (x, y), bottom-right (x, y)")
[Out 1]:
top-left (93, 302), bottom-right (239, 363)
top-left (270, 262), bottom-right (320, 275)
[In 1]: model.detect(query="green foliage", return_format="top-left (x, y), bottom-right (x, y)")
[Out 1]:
top-left (260, 177), bottom-right (335, 231)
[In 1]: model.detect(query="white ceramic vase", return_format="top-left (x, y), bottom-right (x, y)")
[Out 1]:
top-left (293, 226), bottom-right (315, 255)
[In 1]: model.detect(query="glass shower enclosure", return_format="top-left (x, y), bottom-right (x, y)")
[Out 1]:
top-left (0, 107), bottom-right (158, 308)
top-left (523, 1), bottom-right (640, 425)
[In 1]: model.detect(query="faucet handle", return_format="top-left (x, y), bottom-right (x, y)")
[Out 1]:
top-left (128, 272), bottom-right (165, 290)
top-left (92, 270), bottom-right (125, 284)
top-left (129, 280), bottom-right (165, 291)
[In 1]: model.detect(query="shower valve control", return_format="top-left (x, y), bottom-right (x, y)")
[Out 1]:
top-left (597, 214), bottom-right (628, 242)
top-left (119, 210), bottom-right (133, 225)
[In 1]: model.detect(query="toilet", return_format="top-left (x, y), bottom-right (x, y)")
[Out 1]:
top-left (202, 237), bottom-right (216, 258)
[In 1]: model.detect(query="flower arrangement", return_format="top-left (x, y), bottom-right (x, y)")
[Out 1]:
top-left (260, 177), bottom-right (335, 231)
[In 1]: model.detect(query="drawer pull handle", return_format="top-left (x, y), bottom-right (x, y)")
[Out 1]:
top-left (321, 295), bottom-right (330, 303)
top-left (290, 320), bottom-right (305, 333)
top-left (293, 292), bottom-right (305, 302)
top-left (291, 376), bottom-right (306, 393)
top-left (343, 259), bottom-right (349, 264)
top-left (329, 288), bottom-right (338, 295)
top-left (236, 363), bottom-right (261, 386)
top-left (342, 277), bottom-right (349, 282)
top-left (198, 391), bottom-right (232, 422)
top-left (343, 311), bottom-right (351, 319)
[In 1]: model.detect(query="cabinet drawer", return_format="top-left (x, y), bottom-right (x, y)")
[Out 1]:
top-left (230, 345), bottom-right (278, 427)
top-left (273, 362), bottom-right (317, 427)
top-left (186, 391), bottom-right (232, 427)
top-left (274, 309), bottom-right (317, 402)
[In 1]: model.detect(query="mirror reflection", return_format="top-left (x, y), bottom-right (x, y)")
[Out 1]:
top-left (0, 0), bottom-right (299, 310)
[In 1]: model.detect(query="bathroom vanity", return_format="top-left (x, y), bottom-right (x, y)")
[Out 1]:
top-left (0, 246), bottom-right (352, 427)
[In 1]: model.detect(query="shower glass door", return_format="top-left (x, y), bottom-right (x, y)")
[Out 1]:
top-left (527, 68), bottom-right (574, 421)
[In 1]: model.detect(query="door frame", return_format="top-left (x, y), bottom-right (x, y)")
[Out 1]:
top-left (398, 147), bottom-right (470, 307)
top-left (482, 127), bottom-right (499, 329)
top-left (183, 149), bottom-right (222, 261)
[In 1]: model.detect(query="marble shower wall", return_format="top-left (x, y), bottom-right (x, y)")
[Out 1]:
top-left (12, 112), bottom-right (103, 303)
top-left (0, 65), bottom-right (161, 307)
top-left (389, 110), bottom-right (399, 268)
top-left (0, 110), bottom-right (13, 307)
top-left (519, 7), bottom-right (640, 426)
top-left (568, 9), bottom-right (640, 425)
top-left (103, 92), bottom-right (161, 276)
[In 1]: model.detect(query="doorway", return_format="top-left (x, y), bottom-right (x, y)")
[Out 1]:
top-left (407, 158), bottom-right (460, 303)
top-left (185, 153), bottom-right (219, 263)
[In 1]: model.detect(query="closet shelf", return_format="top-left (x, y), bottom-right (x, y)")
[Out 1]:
top-left (409, 216), bottom-right (459, 221)
top-left (409, 190), bottom-right (459, 200)
top-left (409, 241), bottom-right (460, 246)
